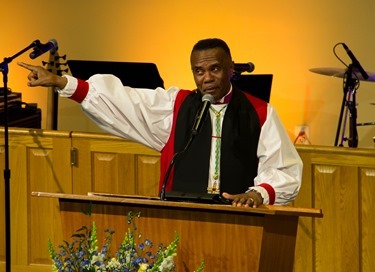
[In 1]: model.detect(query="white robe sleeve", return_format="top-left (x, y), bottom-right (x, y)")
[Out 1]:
top-left (250, 105), bottom-right (303, 205)
top-left (59, 74), bottom-right (179, 151)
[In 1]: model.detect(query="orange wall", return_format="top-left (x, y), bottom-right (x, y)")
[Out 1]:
top-left (1, 0), bottom-right (375, 147)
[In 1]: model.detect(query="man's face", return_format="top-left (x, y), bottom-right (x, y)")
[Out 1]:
top-left (190, 47), bottom-right (234, 101)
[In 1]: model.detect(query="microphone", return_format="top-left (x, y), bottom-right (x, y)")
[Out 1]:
top-left (234, 62), bottom-right (255, 74)
top-left (29, 39), bottom-right (58, 59)
top-left (191, 94), bottom-right (214, 135)
top-left (342, 43), bottom-right (369, 80)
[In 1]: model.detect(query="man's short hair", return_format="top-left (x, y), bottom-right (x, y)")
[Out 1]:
top-left (192, 38), bottom-right (232, 58)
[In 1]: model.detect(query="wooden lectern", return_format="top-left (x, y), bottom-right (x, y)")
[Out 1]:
top-left (33, 192), bottom-right (322, 272)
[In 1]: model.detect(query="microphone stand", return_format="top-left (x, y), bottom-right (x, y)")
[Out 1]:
top-left (160, 94), bottom-right (214, 200)
top-left (334, 80), bottom-right (347, 146)
top-left (0, 40), bottom-right (39, 272)
top-left (335, 64), bottom-right (358, 147)
top-left (346, 66), bottom-right (359, 148)
top-left (160, 135), bottom-right (194, 200)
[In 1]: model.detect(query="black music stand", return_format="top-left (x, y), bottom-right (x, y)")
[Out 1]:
top-left (67, 60), bottom-right (164, 89)
top-left (232, 74), bottom-right (273, 102)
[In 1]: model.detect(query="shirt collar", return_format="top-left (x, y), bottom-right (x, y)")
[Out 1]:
top-left (214, 85), bottom-right (233, 104)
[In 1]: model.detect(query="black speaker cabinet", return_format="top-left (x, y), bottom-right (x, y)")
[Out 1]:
top-left (0, 103), bottom-right (41, 129)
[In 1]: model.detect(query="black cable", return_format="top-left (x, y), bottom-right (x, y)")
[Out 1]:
top-left (333, 42), bottom-right (360, 91)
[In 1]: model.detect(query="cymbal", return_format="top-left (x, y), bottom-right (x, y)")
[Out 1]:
top-left (309, 67), bottom-right (375, 82)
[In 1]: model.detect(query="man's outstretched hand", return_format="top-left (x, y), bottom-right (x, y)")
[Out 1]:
top-left (18, 62), bottom-right (67, 89)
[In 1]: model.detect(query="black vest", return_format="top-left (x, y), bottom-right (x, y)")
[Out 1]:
top-left (172, 88), bottom-right (261, 194)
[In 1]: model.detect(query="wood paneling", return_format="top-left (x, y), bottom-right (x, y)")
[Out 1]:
top-left (360, 167), bottom-right (375, 271)
top-left (314, 165), bottom-right (359, 271)
top-left (1, 129), bottom-right (375, 271)
top-left (293, 145), bottom-right (375, 272)
top-left (70, 131), bottom-right (160, 196)
top-left (137, 155), bottom-right (160, 196)
top-left (0, 129), bottom-right (71, 269)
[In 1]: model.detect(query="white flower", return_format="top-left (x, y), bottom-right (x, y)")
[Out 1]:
top-left (159, 255), bottom-right (176, 271)
top-left (126, 253), bottom-right (131, 264)
top-left (107, 257), bottom-right (121, 269)
top-left (91, 254), bottom-right (104, 265)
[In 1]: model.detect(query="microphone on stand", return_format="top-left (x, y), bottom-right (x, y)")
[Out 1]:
top-left (29, 39), bottom-right (58, 59)
top-left (234, 62), bottom-right (255, 74)
top-left (342, 43), bottom-right (369, 80)
top-left (160, 94), bottom-right (214, 200)
top-left (191, 94), bottom-right (214, 135)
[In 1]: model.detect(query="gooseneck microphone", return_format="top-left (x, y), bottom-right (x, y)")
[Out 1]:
top-left (29, 39), bottom-right (58, 59)
top-left (342, 43), bottom-right (369, 80)
top-left (191, 94), bottom-right (214, 135)
top-left (160, 93), bottom-right (214, 200)
top-left (234, 62), bottom-right (255, 74)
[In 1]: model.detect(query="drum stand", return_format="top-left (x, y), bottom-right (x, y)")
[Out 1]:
top-left (335, 64), bottom-right (359, 147)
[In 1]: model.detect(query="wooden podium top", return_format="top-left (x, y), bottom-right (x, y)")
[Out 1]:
top-left (32, 191), bottom-right (323, 218)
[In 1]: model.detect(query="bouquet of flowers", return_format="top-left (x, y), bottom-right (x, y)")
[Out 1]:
top-left (48, 211), bottom-right (205, 272)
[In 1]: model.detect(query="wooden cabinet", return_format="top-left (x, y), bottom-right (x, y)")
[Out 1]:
top-left (0, 129), bottom-right (375, 271)
top-left (293, 145), bottom-right (375, 272)
top-left (0, 128), bottom-right (159, 272)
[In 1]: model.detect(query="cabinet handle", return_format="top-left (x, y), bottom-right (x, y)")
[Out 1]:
top-left (70, 147), bottom-right (77, 166)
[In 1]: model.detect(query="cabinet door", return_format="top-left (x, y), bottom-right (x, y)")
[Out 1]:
top-left (71, 132), bottom-right (161, 197)
top-left (0, 129), bottom-right (72, 270)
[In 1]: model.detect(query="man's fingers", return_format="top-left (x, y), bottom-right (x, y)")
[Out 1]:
top-left (28, 79), bottom-right (41, 87)
top-left (27, 71), bottom-right (37, 81)
top-left (221, 192), bottom-right (233, 200)
top-left (222, 192), bottom-right (262, 208)
top-left (18, 62), bottom-right (35, 71)
top-left (18, 62), bottom-right (42, 87)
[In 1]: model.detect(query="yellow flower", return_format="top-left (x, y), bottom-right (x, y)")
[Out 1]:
top-left (137, 263), bottom-right (148, 272)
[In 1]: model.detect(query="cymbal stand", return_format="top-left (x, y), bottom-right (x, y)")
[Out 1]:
top-left (335, 64), bottom-right (359, 147)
